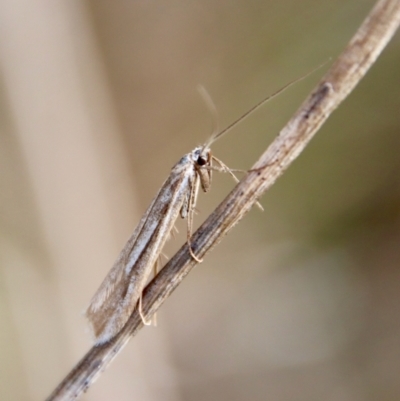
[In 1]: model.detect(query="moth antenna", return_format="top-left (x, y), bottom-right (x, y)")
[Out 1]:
top-left (202, 60), bottom-right (330, 148)
top-left (197, 85), bottom-right (219, 151)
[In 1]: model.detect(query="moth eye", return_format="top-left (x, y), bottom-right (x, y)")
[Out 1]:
top-left (197, 155), bottom-right (207, 166)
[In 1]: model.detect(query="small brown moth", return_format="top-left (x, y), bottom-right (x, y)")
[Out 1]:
top-left (86, 68), bottom-right (322, 344)
top-left (86, 142), bottom-right (223, 344)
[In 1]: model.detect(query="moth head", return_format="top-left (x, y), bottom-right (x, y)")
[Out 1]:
top-left (196, 147), bottom-right (211, 167)
top-left (193, 147), bottom-right (212, 192)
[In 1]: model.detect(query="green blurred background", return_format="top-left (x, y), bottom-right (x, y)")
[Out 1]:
top-left (1, 0), bottom-right (400, 400)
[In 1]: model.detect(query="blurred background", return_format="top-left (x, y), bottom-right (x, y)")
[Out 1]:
top-left (1, 0), bottom-right (400, 400)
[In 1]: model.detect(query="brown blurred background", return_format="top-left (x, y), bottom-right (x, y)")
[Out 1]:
top-left (1, 0), bottom-right (400, 400)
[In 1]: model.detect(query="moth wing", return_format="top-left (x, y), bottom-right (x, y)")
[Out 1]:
top-left (86, 258), bottom-right (149, 343)
top-left (85, 199), bottom-right (155, 341)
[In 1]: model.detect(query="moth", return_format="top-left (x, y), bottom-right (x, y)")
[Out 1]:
top-left (86, 70), bottom-right (319, 344)
top-left (86, 84), bottom-right (242, 344)
top-left (86, 139), bottom-right (228, 344)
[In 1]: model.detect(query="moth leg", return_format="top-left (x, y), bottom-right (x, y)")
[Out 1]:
top-left (188, 238), bottom-right (202, 263)
top-left (150, 258), bottom-right (162, 326)
top-left (138, 292), bottom-right (152, 326)
top-left (212, 156), bottom-right (264, 211)
top-left (139, 258), bottom-right (162, 327)
top-left (171, 225), bottom-right (179, 239)
top-left (187, 174), bottom-right (203, 263)
top-left (138, 260), bottom-right (165, 327)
